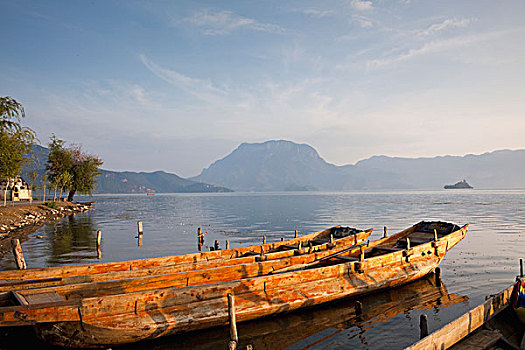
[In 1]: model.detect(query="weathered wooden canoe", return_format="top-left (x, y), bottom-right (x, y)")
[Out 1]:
top-left (0, 226), bottom-right (371, 292)
top-left (3, 233), bottom-right (378, 300)
top-left (98, 273), bottom-right (468, 350)
top-left (406, 281), bottom-right (523, 350)
top-left (0, 221), bottom-right (467, 348)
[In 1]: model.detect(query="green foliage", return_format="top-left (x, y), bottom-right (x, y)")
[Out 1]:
top-left (0, 131), bottom-right (26, 179)
top-left (0, 96), bottom-right (36, 205)
top-left (44, 201), bottom-right (58, 209)
top-left (46, 136), bottom-right (103, 201)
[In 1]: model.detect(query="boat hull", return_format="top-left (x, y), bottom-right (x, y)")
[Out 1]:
top-left (32, 225), bottom-right (467, 348)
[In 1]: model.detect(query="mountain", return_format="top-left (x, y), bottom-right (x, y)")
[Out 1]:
top-left (23, 145), bottom-right (232, 194)
top-left (96, 170), bottom-right (231, 193)
top-left (192, 140), bottom-right (525, 191)
top-left (192, 140), bottom-right (349, 191)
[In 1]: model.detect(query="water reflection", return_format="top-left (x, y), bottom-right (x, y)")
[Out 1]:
top-left (44, 213), bottom-right (99, 265)
top-left (119, 274), bottom-right (467, 350)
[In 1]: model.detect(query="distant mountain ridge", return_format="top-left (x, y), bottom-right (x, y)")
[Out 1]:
top-left (25, 145), bottom-right (232, 194)
top-left (192, 140), bottom-right (525, 191)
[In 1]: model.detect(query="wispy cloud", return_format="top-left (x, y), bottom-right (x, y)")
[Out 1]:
top-left (352, 15), bottom-right (373, 28)
top-left (139, 55), bottom-right (227, 99)
top-left (349, 0), bottom-right (374, 11)
top-left (367, 29), bottom-right (519, 69)
top-left (292, 8), bottom-right (334, 18)
top-left (417, 17), bottom-right (475, 36)
top-left (184, 9), bottom-right (283, 35)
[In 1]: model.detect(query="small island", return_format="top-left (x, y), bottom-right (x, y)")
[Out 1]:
top-left (444, 179), bottom-right (473, 189)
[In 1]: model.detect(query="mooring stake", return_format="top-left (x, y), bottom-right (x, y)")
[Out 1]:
top-left (383, 226), bottom-right (387, 238)
top-left (520, 258), bottom-right (523, 278)
top-left (435, 267), bottom-right (441, 287)
top-left (420, 314), bottom-right (428, 339)
top-left (355, 301), bottom-right (362, 315)
top-left (228, 293), bottom-right (238, 347)
top-left (11, 239), bottom-right (26, 270)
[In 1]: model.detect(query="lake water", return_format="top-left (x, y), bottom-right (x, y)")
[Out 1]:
top-left (1, 190), bottom-right (525, 349)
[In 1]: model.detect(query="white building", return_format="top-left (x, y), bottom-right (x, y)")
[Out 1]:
top-left (0, 177), bottom-right (33, 201)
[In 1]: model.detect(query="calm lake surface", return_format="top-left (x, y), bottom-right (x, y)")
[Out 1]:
top-left (1, 190), bottom-right (525, 349)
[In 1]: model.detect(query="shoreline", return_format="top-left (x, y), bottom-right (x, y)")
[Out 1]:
top-left (0, 202), bottom-right (93, 259)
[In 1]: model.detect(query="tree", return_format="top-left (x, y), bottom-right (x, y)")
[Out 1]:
top-left (47, 136), bottom-right (73, 201)
top-left (46, 137), bottom-right (103, 202)
top-left (0, 96), bottom-right (36, 205)
top-left (67, 145), bottom-right (103, 201)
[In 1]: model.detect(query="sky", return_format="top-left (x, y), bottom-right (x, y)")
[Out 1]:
top-left (1, 0), bottom-right (524, 177)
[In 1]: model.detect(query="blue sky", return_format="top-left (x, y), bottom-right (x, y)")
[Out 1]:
top-left (1, 0), bottom-right (524, 177)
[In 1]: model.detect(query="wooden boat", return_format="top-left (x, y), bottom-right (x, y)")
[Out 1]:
top-left (1, 272), bottom-right (468, 350)
top-left (0, 221), bottom-right (467, 348)
top-left (3, 233), bottom-right (377, 300)
top-left (128, 272), bottom-right (468, 350)
top-left (406, 281), bottom-right (523, 350)
top-left (0, 226), bottom-right (372, 291)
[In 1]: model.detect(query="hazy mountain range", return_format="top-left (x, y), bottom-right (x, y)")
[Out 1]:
top-left (191, 140), bottom-right (525, 191)
top-left (25, 141), bottom-right (525, 194)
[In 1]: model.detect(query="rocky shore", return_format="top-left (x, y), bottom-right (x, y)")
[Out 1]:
top-left (0, 201), bottom-right (93, 257)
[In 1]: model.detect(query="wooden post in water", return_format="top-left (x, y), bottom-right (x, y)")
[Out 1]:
top-left (226, 240), bottom-right (230, 250)
top-left (96, 230), bottom-right (102, 259)
top-left (420, 314), bottom-right (429, 339)
top-left (281, 237), bottom-right (284, 242)
top-left (137, 221), bottom-right (144, 247)
top-left (520, 259), bottom-right (523, 278)
top-left (435, 267), bottom-right (441, 286)
top-left (383, 226), bottom-right (387, 238)
top-left (11, 239), bottom-right (26, 270)
top-left (197, 227), bottom-right (205, 245)
top-left (263, 235), bottom-right (266, 244)
top-left (294, 230), bottom-right (298, 238)
top-left (355, 301), bottom-right (362, 315)
top-left (228, 293), bottom-right (238, 348)
top-left (214, 240), bottom-right (220, 250)
top-left (434, 229), bottom-right (438, 242)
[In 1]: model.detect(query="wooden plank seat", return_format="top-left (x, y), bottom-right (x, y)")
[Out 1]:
top-left (332, 255), bottom-right (359, 262)
top-left (408, 238), bottom-right (431, 246)
top-left (11, 291), bottom-right (65, 305)
top-left (451, 329), bottom-right (502, 350)
top-left (280, 244), bottom-right (300, 250)
top-left (309, 239), bottom-right (328, 245)
top-left (373, 246), bottom-right (403, 252)
top-left (241, 251), bottom-right (260, 257)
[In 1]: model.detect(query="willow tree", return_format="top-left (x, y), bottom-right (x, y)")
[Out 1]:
top-left (0, 97), bottom-right (36, 205)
